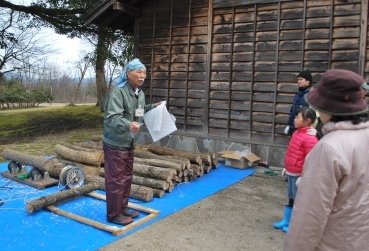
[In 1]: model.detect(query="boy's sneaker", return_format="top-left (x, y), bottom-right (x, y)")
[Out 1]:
top-left (108, 214), bottom-right (133, 225)
top-left (122, 208), bottom-right (139, 219)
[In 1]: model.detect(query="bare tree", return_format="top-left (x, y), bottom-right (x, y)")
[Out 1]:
top-left (0, 9), bottom-right (54, 79)
top-left (68, 54), bottom-right (92, 106)
top-left (105, 33), bottom-right (134, 91)
top-left (1, 1), bottom-right (134, 109)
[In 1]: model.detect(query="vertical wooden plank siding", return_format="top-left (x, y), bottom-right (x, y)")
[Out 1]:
top-left (328, 0), bottom-right (334, 71)
top-left (137, 0), bottom-right (209, 134)
top-left (226, 7), bottom-right (235, 138)
top-left (204, 0), bottom-right (213, 136)
top-left (271, 2), bottom-right (281, 143)
top-left (359, 0), bottom-right (368, 76)
top-left (184, 0), bottom-right (192, 132)
top-left (136, 0), bottom-right (368, 147)
top-left (248, 5), bottom-right (257, 141)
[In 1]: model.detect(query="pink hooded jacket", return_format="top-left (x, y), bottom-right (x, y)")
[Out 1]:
top-left (284, 127), bottom-right (318, 175)
top-left (284, 121), bottom-right (369, 251)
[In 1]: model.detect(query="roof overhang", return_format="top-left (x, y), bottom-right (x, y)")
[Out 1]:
top-left (82, 0), bottom-right (145, 32)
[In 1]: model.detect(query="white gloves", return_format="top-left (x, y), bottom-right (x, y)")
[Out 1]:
top-left (295, 177), bottom-right (301, 187)
top-left (284, 126), bottom-right (290, 135)
top-left (282, 169), bottom-right (301, 186)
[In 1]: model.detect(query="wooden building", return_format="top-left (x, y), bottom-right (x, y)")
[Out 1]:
top-left (84, 0), bottom-right (369, 166)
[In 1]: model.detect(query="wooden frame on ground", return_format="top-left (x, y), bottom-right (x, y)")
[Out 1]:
top-left (46, 191), bottom-right (160, 236)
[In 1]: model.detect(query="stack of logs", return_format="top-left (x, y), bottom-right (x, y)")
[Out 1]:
top-left (53, 139), bottom-right (218, 202)
top-left (3, 136), bottom-right (218, 203)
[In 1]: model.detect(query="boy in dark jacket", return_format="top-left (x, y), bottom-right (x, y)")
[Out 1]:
top-left (285, 70), bottom-right (313, 136)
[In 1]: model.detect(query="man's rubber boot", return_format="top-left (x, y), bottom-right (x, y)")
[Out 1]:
top-left (273, 205), bottom-right (292, 229)
top-left (282, 225), bottom-right (289, 233)
top-left (108, 214), bottom-right (133, 226)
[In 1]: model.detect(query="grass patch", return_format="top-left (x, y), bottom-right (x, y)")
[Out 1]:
top-left (0, 104), bottom-right (104, 162)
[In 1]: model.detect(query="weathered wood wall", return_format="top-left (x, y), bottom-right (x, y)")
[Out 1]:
top-left (136, 0), bottom-right (369, 147)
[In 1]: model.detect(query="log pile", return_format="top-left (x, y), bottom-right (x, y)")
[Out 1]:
top-left (53, 140), bottom-right (219, 198)
top-left (1, 139), bottom-right (219, 205)
top-left (132, 144), bottom-right (218, 192)
top-left (53, 138), bottom-right (218, 197)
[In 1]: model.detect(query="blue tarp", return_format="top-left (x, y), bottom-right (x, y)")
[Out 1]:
top-left (0, 162), bottom-right (255, 251)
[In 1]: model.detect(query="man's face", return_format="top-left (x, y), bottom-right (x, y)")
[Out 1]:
top-left (297, 77), bottom-right (310, 88)
top-left (127, 69), bottom-right (147, 89)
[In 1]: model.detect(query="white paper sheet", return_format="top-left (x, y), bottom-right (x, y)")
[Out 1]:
top-left (143, 101), bottom-right (177, 142)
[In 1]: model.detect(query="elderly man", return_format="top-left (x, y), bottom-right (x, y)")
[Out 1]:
top-left (103, 58), bottom-right (160, 225)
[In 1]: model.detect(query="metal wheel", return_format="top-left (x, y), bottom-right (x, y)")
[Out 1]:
top-left (59, 165), bottom-right (85, 189)
top-left (59, 165), bottom-right (74, 186)
top-left (30, 167), bottom-right (42, 181)
top-left (8, 161), bottom-right (19, 174)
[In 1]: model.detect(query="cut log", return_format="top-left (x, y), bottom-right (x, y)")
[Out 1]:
top-left (152, 189), bottom-right (165, 198)
top-left (133, 163), bottom-right (175, 182)
top-left (163, 155), bottom-right (192, 169)
top-left (84, 176), bottom-right (105, 190)
top-left (84, 176), bottom-right (154, 202)
top-left (189, 175), bottom-right (197, 182)
top-left (53, 158), bottom-right (100, 177)
top-left (60, 143), bottom-right (101, 153)
top-left (191, 164), bottom-right (204, 177)
top-left (134, 150), bottom-right (185, 171)
top-left (166, 181), bottom-right (175, 193)
top-left (134, 144), bottom-right (148, 151)
top-left (172, 175), bottom-right (180, 182)
top-left (90, 134), bottom-right (103, 142)
top-left (128, 184), bottom-right (154, 202)
top-left (211, 153), bottom-right (218, 168)
top-left (74, 141), bottom-right (103, 150)
top-left (132, 175), bottom-right (169, 190)
top-left (54, 144), bottom-right (103, 166)
top-left (200, 153), bottom-right (212, 166)
top-left (26, 182), bottom-right (101, 213)
top-left (204, 164), bottom-right (212, 174)
top-left (2, 149), bottom-right (55, 172)
top-left (134, 157), bottom-right (181, 173)
top-left (147, 145), bottom-right (202, 165)
top-left (187, 168), bottom-right (194, 176)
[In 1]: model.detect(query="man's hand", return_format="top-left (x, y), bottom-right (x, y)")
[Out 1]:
top-left (154, 101), bottom-right (162, 107)
top-left (130, 121), bottom-right (140, 133)
top-left (281, 168), bottom-right (287, 176)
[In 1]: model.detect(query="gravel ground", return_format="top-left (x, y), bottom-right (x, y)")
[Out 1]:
top-left (98, 166), bottom-right (287, 251)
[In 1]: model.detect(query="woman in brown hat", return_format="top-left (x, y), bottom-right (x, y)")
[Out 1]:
top-left (283, 69), bottom-right (369, 251)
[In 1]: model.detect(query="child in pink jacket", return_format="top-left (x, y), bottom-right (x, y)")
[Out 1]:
top-left (274, 107), bottom-right (318, 233)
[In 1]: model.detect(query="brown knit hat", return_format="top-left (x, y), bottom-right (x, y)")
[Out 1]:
top-left (305, 69), bottom-right (368, 115)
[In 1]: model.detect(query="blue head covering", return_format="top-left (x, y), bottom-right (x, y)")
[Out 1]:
top-left (117, 58), bottom-right (146, 87)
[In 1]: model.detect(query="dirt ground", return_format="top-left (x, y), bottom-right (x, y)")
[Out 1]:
top-left (98, 166), bottom-right (287, 251)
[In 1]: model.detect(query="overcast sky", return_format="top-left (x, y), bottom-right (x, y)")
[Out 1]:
top-left (43, 28), bottom-right (93, 66)
top-left (10, 0), bottom-right (94, 67)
